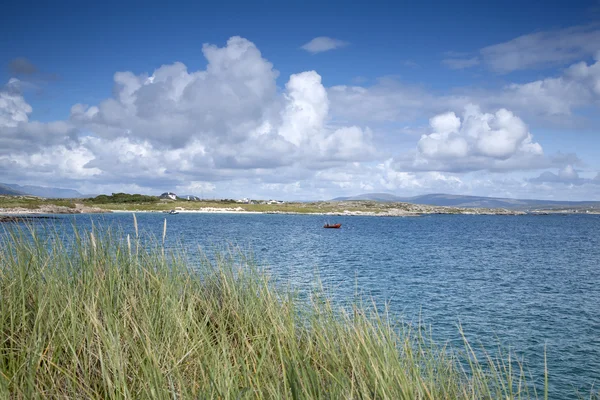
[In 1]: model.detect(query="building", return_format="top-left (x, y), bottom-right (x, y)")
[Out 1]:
top-left (159, 192), bottom-right (177, 200)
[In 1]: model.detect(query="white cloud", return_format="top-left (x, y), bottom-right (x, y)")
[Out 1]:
top-left (1, 36), bottom-right (375, 194)
top-left (0, 79), bottom-right (78, 155)
top-left (530, 165), bottom-right (600, 186)
top-left (279, 71), bottom-right (329, 147)
top-left (2, 36), bottom-right (598, 201)
top-left (396, 105), bottom-right (545, 172)
top-left (558, 164), bottom-right (579, 180)
top-left (565, 56), bottom-right (600, 96)
top-left (377, 163), bottom-right (465, 192)
top-left (301, 37), bottom-right (349, 54)
top-left (480, 25), bottom-right (600, 73)
top-left (328, 55), bottom-right (600, 130)
top-left (176, 181), bottom-right (216, 195)
top-left (498, 56), bottom-right (600, 120)
top-left (441, 25), bottom-right (600, 73)
top-left (328, 79), bottom-right (461, 123)
top-left (311, 161), bottom-right (466, 196)
top-left (0, 79), bottom-right (31, 128)
top-left (0, 143), bottom-right (101, 181)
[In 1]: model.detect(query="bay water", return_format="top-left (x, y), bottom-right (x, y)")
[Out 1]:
top-left (7, 212), bottom-right (600, 398)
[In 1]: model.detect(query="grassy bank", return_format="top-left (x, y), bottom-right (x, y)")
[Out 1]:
top-left (0, 223), bottom-right (542, 399)
top-left (1, 195), bottom-right (521, 216)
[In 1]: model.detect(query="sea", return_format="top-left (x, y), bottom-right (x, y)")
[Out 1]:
top-left (5, 212), bottom-right (600, 399)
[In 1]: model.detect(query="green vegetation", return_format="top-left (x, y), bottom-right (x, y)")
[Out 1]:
top-left (0, 195), bottom-right (77, 210)
top-left (77, 199), bottom-right (412, 214)
top-left (0, 223), bottom-right (545, 398)
top-left (1, 193), bottom-right (521, 215)
top-left (83, 193), bottom-right (159, 204)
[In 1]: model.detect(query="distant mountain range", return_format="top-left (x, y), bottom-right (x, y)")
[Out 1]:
top-left (0, 183), bottom-right (83, 198)
top-left (332, 193), bottom-right (403, 202)
top-left (0, 184), bottom-right (27, 196)
top-left (332, 193), bottom-right (600, 210)
top-left (2, 182), bottom-right (599, 209)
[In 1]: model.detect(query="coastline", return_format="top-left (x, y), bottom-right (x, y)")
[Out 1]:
top-left (1, 205), bottom-right (526, 217)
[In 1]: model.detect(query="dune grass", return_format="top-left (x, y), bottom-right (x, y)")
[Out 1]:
top-left (0, 222), bottom-right (544, 399)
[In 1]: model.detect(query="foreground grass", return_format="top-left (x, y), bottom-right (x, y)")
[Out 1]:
top-left (0, 224), bottom-right (542, 399)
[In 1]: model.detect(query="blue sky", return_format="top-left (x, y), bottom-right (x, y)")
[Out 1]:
top-left (1, 0), bottom-right (600, 200)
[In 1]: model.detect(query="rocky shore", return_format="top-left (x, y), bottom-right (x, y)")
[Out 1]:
top-left (0, 215), bottom-right (59, 223)
top-left (273, 201), bottom-right (526, 216)
top-left (264, 208), bottom-right (524, 217)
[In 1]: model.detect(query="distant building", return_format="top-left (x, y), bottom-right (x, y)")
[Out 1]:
top-left (236, 198), bottom-right (250, 204)
top-left (160, 192), bottom-right (177, 200)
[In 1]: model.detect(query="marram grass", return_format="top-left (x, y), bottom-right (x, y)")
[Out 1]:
top-left (0, 223), bottom-right (545, 399)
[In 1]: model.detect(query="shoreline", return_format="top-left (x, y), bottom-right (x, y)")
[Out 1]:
top-left (0, 206), bottom-right (527, 217)
top-left (6, 199), bottom-right (595, 217)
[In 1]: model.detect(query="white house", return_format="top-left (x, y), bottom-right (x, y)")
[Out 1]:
top-left (160, 192), bottom-right (177, 200)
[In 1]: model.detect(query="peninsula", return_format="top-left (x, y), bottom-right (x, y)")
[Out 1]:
top-left (0, 194), bottom-right (524, 217)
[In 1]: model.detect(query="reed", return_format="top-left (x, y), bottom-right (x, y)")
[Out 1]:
top-left (0, 222), bottom-right (543, 399)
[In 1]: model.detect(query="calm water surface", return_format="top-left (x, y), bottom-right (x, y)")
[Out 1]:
top-left (10, 212), bottom-right (600, 398)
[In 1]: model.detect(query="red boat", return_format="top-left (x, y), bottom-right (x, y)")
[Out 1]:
top-left (323, 223), bottom-right (342, 229)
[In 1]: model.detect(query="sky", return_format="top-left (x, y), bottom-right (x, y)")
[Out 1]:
top-left (1, 0), bottom-right (600, 200)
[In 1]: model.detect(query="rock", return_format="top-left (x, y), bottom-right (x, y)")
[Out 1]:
top-left (0, 215), bottom-right (58, 223)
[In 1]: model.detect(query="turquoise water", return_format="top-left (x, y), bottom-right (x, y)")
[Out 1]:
top-left (7, 212), bottom-right (600, 398)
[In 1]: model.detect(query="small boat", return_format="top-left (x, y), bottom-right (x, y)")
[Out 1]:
top-left (323, 223), bottom-right (341, 229)
top-left (168, 210), bottom-right (179, 215)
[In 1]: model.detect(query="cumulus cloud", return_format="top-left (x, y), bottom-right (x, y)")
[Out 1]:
top-left (311, 161), bottom-right (466, 196)
top-left (499, 56), bottom-right (600, 118)
top-left (558, 164), bottom-right (579, 180)
top-left (301, 37), bottom-right (349, 54)
top-left (314, 161), bottom-right (600, 201)
top-left (2, 36), bottom-right (596, 200)
top-left (0, 79), bottom-right (31, 128)
top-left (530, 165), bottom-right (600, 186)
top-left (394, 105), bottom-right (546, 172)
top-left (72, 37), bottom-right (280, 149)
top-left (176, 181), bottom-right (216, 195)
top-left (328, 79), bottom-right (463, 123)
top-left (0, 79), bottom-right (76, 154)
top-left (328, 54), bottom-right (600, 130)
top-left (377, 161), bottom-right (465, 192)
top-left (1, 36), bottom-right (375, 193)
top-left (565, 56), bottom-right (600, 96)
top-left (0, 143), bottom-right (100, 182)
